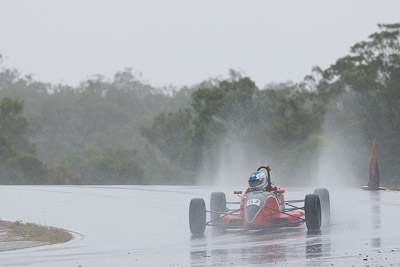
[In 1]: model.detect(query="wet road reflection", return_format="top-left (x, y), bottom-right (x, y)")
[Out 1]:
top-left (370, 191), bottom-right (382, 249)
top-left (190, 226), bottom-right (335, 266)
top-left (306, 231), bottom-right (323, 259)
top-left (0, 186), bottom-right (400, 266)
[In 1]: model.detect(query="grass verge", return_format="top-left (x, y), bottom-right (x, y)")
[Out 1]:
top-left (0, 220), bottom-right (73, 244)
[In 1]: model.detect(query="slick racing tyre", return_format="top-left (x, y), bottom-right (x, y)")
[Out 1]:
top-left (314, 188), bottom-right (330, 225)
top-left (305, 193), bottom-right (322, 231)
top-left (210, 192), bottom-right (226, 227)
top-left (189, 198), bottom-right (206, 234)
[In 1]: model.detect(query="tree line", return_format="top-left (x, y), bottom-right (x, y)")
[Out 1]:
top-left (0, 23), bottom-right (399, 186)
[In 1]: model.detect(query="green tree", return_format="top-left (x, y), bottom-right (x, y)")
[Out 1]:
top-left (0, 97), bottom-right (34, 154)
top-left (48, 164), bottom-right (82, 185)
top-left (1, 154), bottom-right (48, 184)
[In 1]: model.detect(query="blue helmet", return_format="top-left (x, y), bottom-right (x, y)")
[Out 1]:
top-left (248, 171), bottom-right (267, 191)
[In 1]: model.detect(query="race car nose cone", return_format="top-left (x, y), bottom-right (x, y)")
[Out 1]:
top-left (245, 204), bottom-right (261, 223)
top-left (244, 192), bottom-right (266, 224)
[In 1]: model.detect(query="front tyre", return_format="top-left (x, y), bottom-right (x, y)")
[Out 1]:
top-left (314, 188), bottom-right (330, 225)
top-left (210, 192), bottom-right (226, 227)
top-left (189, 198), bottom-right (206, 235)
top-left (305, 194), bottom-right (321, 231)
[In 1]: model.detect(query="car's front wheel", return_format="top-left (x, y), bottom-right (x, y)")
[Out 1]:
top-left (189, 198), bottom-right (206, 234)
top-left (304, 193), bottom-right (321, 231)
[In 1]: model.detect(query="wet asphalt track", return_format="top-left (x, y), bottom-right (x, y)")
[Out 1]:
top-left (0, 185), bottom-right (400, 266)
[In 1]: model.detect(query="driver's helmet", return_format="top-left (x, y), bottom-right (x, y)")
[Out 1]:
top-left (248, 171), bottom-right (266, 191)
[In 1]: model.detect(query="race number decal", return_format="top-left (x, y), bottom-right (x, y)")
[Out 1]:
top-left (247, 199), bottom-right (261, 207)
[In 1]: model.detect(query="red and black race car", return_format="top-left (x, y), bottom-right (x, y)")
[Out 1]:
top-left (189, 166), bottom-right (330, 234)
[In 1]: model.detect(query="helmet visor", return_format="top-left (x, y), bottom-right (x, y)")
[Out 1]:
top-left (249, 179), bottom-right (263, 187)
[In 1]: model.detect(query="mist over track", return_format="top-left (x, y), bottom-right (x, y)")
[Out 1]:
top-left (0, 185), bottom-right (399, 266)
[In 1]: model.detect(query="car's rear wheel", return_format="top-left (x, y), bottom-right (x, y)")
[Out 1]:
top-left (210, 192), bottom-right (226, 227)
top-left (314, 188), bottom-right (330, 225)
top-left (305, 193), bottom-right (321, 231)
top-left (189, 198), bottom-right (206, 235)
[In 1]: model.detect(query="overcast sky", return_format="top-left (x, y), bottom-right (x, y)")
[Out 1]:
top-left (0, 0), bottom-right (399, 88)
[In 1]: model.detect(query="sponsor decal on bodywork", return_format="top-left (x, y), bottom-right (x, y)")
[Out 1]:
top-left (247, 199), bottom-right (261, 207)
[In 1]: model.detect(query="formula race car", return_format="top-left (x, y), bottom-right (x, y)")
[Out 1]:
top-left (189, 166), bottom-right (330, 234)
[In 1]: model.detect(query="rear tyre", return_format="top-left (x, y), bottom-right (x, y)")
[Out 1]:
top-left (314, 188), bottom-right (330, 225)
top-left (305, 194), bottom-right (321, 231)
top-left (189, 198), bottom-right (206, 235)
top-left (210, 192), bottom-right (227, 227)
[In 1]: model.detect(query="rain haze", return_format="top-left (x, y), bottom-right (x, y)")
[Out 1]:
top-left (1, 1), bottom-right (400, 267)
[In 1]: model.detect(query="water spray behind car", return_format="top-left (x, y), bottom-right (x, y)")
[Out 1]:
top-left (315, 92), bottom-right (372, 189)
